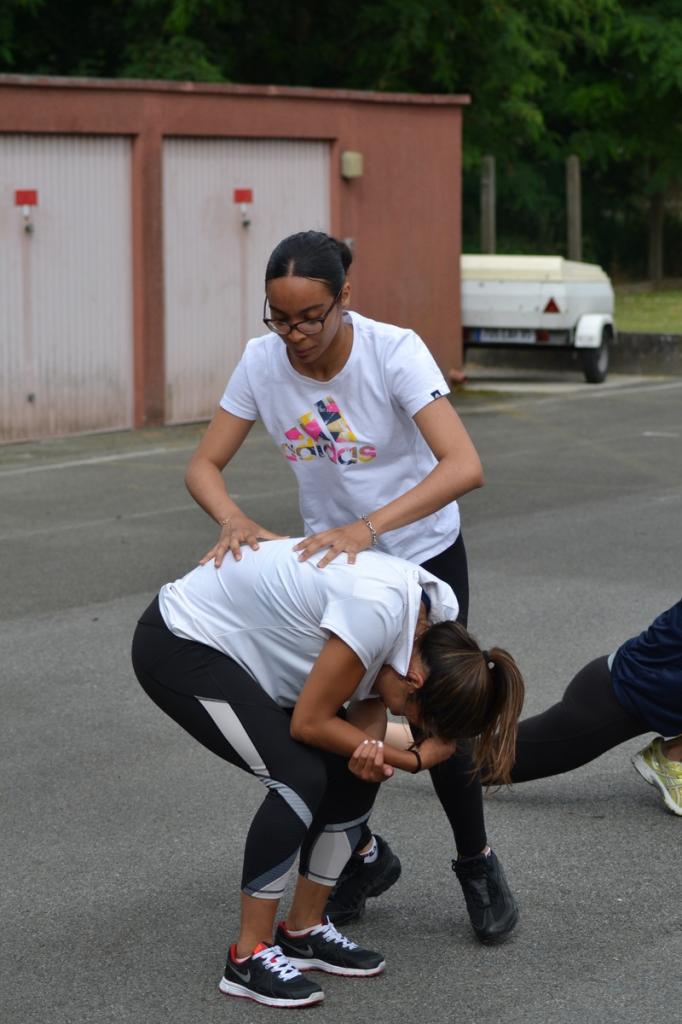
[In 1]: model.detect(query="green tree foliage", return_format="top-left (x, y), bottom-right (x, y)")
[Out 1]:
top-left (1, 0), bottom-right (681, 277)
top-left (555, 3), bottom-right (682, 277)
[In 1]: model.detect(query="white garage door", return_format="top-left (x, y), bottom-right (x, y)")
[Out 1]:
top-left (0, 135), bottom-right (133, 441)
top-left (163, 138), bottom-right (330, 424)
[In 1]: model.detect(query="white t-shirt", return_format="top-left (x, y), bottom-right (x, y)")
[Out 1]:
top-left (158, 539), bottom-right (458, 709)
top-left (220, 310), bottom-right (460, 564)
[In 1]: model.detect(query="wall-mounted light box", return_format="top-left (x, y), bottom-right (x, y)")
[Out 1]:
top-left (340, 151), bottom-right (363, 180)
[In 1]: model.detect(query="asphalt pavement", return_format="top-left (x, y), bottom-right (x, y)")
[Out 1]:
top-left (2, 369), bottom-right (682, 1024)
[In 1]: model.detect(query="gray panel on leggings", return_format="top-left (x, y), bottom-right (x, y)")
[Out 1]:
top-left (321, 811), bottom-right (372, 832)
top-left (305, 812), bottom-right (370, 886)
top-left (198, 698), bottom-right (313, 827)
top-left (199, 698), bottom-right (267, 774)
top-left (262, 778), bottom-right (313, 828)
top-left (306, 830), bottom-right (354, 886)
top-left (243, 850), bottom-right (298, 900)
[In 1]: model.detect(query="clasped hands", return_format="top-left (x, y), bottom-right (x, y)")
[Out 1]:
top-left (348, 734), bottom-right (457, 783)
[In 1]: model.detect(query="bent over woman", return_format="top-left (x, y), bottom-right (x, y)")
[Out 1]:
top-left (132, 540), bottom-right (524, 1009)
top-left (185, 230), bottom-right (518, 942)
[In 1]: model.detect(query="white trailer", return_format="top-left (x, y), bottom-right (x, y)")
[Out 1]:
top-left (461, 255), bottom-right (615, 383)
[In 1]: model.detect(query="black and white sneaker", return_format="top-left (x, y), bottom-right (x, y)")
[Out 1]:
top-left (453, 848), bottom-right (519, 944)
top-left (219, 942), bottom-right (324, 1007)
top-left (275, 918), bottom-right (385, 977)
top-left (324, 834), bottom-right (401, 924)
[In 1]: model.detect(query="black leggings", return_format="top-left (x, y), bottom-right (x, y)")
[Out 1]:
top-left (510, 656), bottom-right (649, 783)
top-left (417, 533), bottom-right (487, 857)
top-left (132, 598), bottom-right (379, 898)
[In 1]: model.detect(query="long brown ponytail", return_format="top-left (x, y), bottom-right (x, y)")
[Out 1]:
top-left (415, 620), bottom-right (525, 785)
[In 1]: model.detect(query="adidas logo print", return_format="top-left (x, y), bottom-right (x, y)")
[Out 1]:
top-left (281, 396), bottom-right (376, 466)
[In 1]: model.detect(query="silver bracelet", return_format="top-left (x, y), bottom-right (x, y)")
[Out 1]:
top-left (360, 514), bottom-right (378, 546)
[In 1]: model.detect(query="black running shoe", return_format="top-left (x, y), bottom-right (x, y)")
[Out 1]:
top-left (275, 918), bottom-right (385, 977)
top-left (324, 834), bottom-right (401, 925)
top-left (453, 849), bottom-right (519, 944)
top-left (219, 942), bottom-right (324, 1007)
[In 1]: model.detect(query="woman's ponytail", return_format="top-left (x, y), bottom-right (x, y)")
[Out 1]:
top-left (474, 647), bottom-right (525, 785)
top-left (416, 621), bottom-right (525, 785)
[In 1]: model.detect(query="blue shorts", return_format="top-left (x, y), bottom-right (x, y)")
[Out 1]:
top-left (610, 598), bottom-right (682, 737)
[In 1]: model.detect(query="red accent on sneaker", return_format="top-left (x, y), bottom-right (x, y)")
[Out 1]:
top-left (230, 940), bottom-right (270, 963)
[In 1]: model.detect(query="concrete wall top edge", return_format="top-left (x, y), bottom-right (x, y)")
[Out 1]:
top-left (0, 73), bottom-right (471, 107)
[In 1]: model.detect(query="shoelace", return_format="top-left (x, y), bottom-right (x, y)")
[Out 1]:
top-left (253, 944), bottom-right (301, 981)
top-left (310, 920), bottom-right (358, 950)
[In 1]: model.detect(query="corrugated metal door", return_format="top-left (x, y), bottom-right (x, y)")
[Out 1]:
top-left (0, 135), bottom-right (132, 441)
top-left (163, 138), bottom-right (330, 424)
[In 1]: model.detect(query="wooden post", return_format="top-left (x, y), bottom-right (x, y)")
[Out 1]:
top-left (566, 154), bottom-right (582, 261)
top-left (648, 192), bottom-right (665, 283)
top-left (481, 155), bottom-right (496, 253)
top-left (132, 128), bottom-right (165, 427)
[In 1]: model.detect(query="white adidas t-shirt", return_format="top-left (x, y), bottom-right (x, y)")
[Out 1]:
top-left (220, 310), bottom-right (460, 565)
top-left (158, 539), bottom-right (458, 709)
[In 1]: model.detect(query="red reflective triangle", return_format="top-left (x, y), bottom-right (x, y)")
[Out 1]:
top-left (543, 297), bottom-right (560, 313)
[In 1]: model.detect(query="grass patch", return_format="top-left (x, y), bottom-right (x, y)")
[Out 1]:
top-left (615, 289), bottom-right (682, 334)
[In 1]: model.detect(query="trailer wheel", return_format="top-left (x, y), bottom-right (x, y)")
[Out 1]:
top-left (581, 328), bottom-right (610, 384)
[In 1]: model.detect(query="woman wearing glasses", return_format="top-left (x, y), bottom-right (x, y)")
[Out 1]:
top-left (185, 230), bottom-right (518, 944)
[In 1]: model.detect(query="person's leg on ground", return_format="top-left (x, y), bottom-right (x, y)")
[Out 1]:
top-left (507, 652), bottom-right (682, 814)
top-left (509, 657), bottom-right (647, 783)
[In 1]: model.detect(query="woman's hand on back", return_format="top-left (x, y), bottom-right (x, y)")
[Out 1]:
top-left (294, 519), bottom-right (373, 568)
top-left (199, 515), bottom-right (287, 567)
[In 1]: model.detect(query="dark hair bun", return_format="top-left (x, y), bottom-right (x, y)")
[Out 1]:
top-left (266, 230), bottom-right (351, 293)
top-left (333, 238), bottom-right (353, 273)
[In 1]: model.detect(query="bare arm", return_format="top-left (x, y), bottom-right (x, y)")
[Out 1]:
top-left (384, 720), bottom-right (413, 749)
top-left (295, 396), bottom-right (483, 566)
top-left (346, 699), bottom-right (388, 740)
top-left (290, 636), bottom-right (449, 775)
top-left (185, 408), bottom-right (286, 565)
top-left (369, 395), bottom-right (483, 533)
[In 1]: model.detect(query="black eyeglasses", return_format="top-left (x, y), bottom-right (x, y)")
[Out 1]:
top-left (263, 289), bottom-right (342, 337)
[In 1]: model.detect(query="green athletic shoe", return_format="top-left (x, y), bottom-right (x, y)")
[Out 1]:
top-left (632, 736), bottom-right (682, 816)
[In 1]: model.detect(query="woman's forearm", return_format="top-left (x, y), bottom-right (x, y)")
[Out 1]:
top-left (292, 713), bottom-right (424, 775)
top-left (367, 395), bottom-right (484, 538)
top-left (185, 455), bottom-right (243, 524)
top-left (370, 453), bottom-right (483, 538)
top-left (184, 408), bottom-right (255, 523)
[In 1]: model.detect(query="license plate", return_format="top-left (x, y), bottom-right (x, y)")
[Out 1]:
top-left (473, 328), bottom-right (536, 343)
